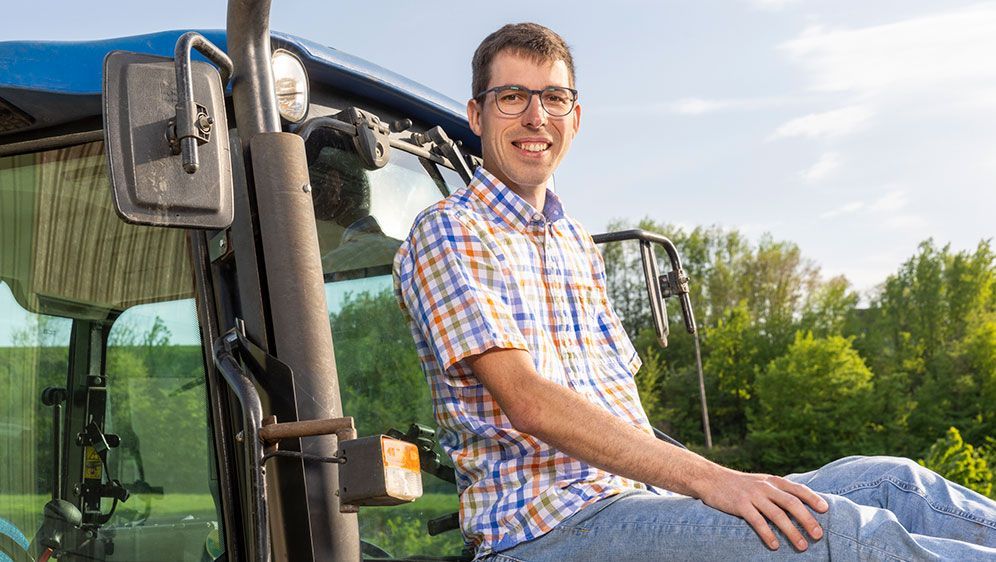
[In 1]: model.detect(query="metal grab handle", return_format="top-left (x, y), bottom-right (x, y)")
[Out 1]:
top-left (592, 229), bottom-right (697, 337)
top-left (213, 331), bottom-right (270, 562)
top-left (174, 32), bottom-right (234, 174)
top-left (259, 417), bottom-right (356, 445)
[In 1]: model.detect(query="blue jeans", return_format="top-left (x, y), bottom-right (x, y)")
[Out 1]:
top-left (481, 456), bottom-right (996, 561)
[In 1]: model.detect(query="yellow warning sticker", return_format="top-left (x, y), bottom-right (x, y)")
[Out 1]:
top-left (380, 437), bottom-right (420, 472)
top-left (83, 447), bottom-right (102, 480)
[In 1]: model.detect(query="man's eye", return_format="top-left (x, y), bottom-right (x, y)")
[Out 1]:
top-left (499, 92), bottom-right (528, 104)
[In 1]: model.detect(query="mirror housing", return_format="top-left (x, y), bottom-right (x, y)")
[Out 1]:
top-left (102, 50), bottom-right (233, 228)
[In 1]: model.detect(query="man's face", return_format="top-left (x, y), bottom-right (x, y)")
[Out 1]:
top-left (467, 51), bottom-right (581, 193)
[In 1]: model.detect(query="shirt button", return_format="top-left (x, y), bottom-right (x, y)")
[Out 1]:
top-left (532, 213), bottom-right (543, 223)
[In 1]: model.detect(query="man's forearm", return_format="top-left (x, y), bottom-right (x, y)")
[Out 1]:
top-left (469, 348), bottom-right (725, 498)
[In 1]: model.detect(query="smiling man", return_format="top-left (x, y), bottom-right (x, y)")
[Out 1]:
top-left (393, 22), bottom-right (996, 561)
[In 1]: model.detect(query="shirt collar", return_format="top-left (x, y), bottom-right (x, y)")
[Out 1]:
top-left (469, 166), bottom-right (566, 229)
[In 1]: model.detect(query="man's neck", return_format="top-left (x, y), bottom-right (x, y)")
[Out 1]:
top-left (487, 168), bottom-right (547, 214)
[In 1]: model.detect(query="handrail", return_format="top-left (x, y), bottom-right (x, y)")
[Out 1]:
top-left (213, 330), bottom-right (270, 562)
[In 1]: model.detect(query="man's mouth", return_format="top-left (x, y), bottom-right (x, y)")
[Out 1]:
top-left (512, 141), bottom-right (551, 153)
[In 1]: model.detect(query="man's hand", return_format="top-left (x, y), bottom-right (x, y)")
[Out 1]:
top-left (690, 468), bottom-right (829, 551)
top-left (467, 347), bottom-right (829, 551)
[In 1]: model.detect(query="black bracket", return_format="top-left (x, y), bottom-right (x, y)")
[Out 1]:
top-left (336, 107), bottom-right (391, 169)
top-left (386, 423), bottom-right (456, 485)
top-left (421, 126), bottom-right (474, 185)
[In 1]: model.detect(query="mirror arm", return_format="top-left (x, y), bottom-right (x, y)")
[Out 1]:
top-left (173, 32), bottom-right (234, 174)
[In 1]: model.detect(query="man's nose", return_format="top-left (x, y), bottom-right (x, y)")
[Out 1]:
top-left (521, 93), bottom-right (547, 128)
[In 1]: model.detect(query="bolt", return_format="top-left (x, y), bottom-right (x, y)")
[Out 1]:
top-left (73, 484), bottom-right (81, 496)
top-left (302, 183), bottom-right (312, 193)
top-left (196, 113), bottom-right (214, 133)
top-left (219, 238), bottom-right (226, 249)
top-left (93, 377), bottom-right (102, 386)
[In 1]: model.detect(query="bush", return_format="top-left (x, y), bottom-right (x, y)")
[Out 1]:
top-left (749, 333), bottom-right (875, 473)
top-left (918, 427), bottom-right (994, 499)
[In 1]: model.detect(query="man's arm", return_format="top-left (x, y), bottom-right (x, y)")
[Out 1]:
top-left (466, 347), bottom-right (829, 552)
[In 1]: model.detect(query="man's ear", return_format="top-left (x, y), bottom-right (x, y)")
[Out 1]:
top-left (571, 100), bottom-right (582, 135)
top-left (467, 98), bottom-right (483, 136)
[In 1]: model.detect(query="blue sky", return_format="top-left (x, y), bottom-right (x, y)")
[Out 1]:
top-left (3, 0), bottom-right (994, 295)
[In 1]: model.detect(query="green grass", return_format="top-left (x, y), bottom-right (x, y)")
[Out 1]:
top-left (1, 491), bottom-right (464, 558)
top-left (1, 493), bottom-right (220, 535)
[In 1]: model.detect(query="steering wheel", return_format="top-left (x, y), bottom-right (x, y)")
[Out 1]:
top-left (0, 517), bottom-right (30, 562)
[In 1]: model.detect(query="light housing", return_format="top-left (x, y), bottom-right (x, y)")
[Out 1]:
top-left (271, 48), bottom-right (309, 123)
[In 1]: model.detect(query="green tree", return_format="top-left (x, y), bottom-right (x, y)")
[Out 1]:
top-left (749, 333), bottom-right (875, 473)
top-left (702, 302), bottom-right (759, 441)
top-left (918, 427), bottom-right (994, 499)
top-left (330, 289), bottom-right (434, 442)
top-left (857, 240), bottom-right (996, 456)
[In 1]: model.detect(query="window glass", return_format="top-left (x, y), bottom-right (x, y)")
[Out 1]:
top-left (306, 130), bottom-right (468, 558)
top-left (0, 141), bottom-right (224, 561)
top-left (0, 282), bottom-right (72, 556)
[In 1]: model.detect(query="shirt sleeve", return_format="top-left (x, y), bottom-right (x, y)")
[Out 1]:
top-left (395, 208), bottom-right (528, 382)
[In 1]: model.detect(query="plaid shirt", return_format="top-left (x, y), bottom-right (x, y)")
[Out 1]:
top-left (394, 167), bottom-right (660, 557)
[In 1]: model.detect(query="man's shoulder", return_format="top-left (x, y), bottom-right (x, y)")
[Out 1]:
top-left (407, 185), bottom-right (492, 241)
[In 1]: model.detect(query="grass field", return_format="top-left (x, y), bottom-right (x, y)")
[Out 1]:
top-left (0, 492), bottom-right (464, 558)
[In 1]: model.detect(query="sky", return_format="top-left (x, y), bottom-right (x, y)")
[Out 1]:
top-left (2, 0), bottom-right (994, 297)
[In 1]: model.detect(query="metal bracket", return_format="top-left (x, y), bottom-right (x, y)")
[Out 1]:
top-left (172, 32), bottom-right (233, 174)
top-left (167, 104), bottom-right (213, 155)
top-left (423, 126), bottom-right (474, 185)
top-left (208, 230), bottom-right (232, 263)
top-left (337, 107), bottom-right (391, 169)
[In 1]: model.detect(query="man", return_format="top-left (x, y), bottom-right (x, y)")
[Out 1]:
top-left (393, 22), bottom-right (996, 561)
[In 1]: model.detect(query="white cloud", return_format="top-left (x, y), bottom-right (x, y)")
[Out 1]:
top-left (770, 106), bottom-right (872, 140)
top-left (883, 214), bottom-right (928, 230)
top-left (670, 98), bottom-right (736, 115)
top-left (869, 189), bottom-right (907, 212)
top-left (747, 0), bottom-right (803, 11)
top-left (820, 200), bottom-right (864, 219)
top-left (801, 152), bottom-right (840, 182)
top-left (649, 95), bottom-right (793, 116)
top-left (781, 4), bottom-right (996, 100)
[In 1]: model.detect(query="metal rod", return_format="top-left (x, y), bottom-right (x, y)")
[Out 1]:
top-left (259, 417), bottom-right (356, 444)
top-left (227, 0), bottom-right (281, 139)
top-left (174, 32), bottom-right (234, 174)
top-left (52, 402), bottom-right (62, 500)
top-left (213, 332), bottom-right (270, 562)
top-left (693, 332), bottom-right (713, 449)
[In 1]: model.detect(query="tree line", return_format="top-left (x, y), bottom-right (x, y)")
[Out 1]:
top-left (602, 219), bottom-right (995, 497)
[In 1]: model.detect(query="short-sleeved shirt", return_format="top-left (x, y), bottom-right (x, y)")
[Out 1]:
top-left (393, 167), bottom-right (661, 557)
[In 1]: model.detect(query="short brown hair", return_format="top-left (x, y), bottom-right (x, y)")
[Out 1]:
top-left (471, 23), bottom-right (575, 98)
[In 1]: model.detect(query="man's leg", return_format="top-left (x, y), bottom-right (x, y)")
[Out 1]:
top-left (482, 484), bottom-right (996, 561)
top-left (786, 455), bottom-right (996, 548)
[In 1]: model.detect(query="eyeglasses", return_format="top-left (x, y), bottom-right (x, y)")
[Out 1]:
top-left (474, 85), bottom-right (579, 117)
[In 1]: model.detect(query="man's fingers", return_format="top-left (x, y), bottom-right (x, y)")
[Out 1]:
top-left (741, 508), bottom-right (780, 550)
top-left (775, 478), bottom-right (830, 513)
top-left (756, 499), bottom-right (809, 552)
top-left (770, 488), bottom-right (824, 542)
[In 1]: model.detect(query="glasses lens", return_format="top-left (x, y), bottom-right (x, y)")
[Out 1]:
top-left (495, 87), bottom-right (530, 115)
top-left (540, 88), bottom-right (576, 116)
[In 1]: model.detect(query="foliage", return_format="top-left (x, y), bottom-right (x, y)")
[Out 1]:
top-left (749, 333), bottom-right (875, 473)
top-left (602, 218), bottom-right (995, 477)
top-left (358, 492), bottom-right (463, 558)
top-left (918, 427), bottom-right (994, 499)
top-left (329, 289), bottom-right (434, 442)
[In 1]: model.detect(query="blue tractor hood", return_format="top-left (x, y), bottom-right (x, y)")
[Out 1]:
top-left (0, 30), bottom-right (477, 150)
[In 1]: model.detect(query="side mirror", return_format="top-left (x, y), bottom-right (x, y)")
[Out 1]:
top-left (102, 37), bottom-right (233, 228)
top-left (638, 240), bottom-right (671, 347)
